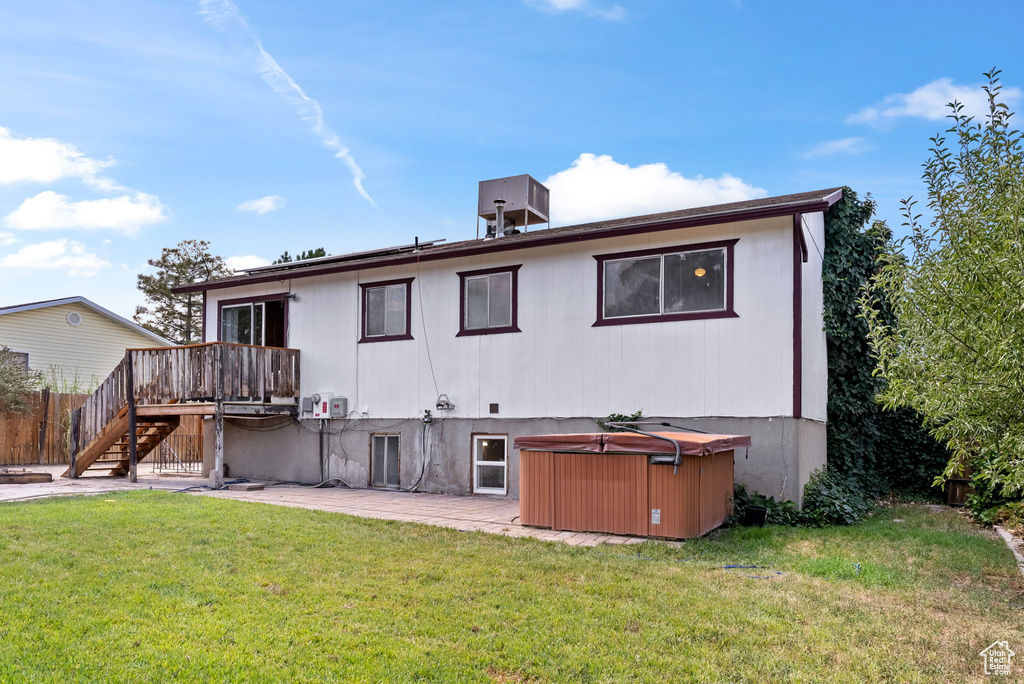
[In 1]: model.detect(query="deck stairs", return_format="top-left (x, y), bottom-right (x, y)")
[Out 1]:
top-left (64, 342), bottom-right (300, 481)
top-left (62, 409), bottom-right (180, 477)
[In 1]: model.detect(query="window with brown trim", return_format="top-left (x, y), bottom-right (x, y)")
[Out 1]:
top-left (457, 265), bottom-right (521, 337)
top-left (593, 239), bottom-right (738, 327)
top-left (359, 277), bottom-right (413, 343)
top-left (217, 294), bottom-right (288, 347)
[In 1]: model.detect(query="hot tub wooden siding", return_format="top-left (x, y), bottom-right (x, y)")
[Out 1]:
top-left (520, 450), bottom-right (734, 539)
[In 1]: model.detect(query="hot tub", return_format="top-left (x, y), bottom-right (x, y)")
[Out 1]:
top-left (513, 431), bottom-right (751, 539)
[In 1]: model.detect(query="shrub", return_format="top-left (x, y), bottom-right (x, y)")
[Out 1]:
top-left (728, 484), bottom-right (802, 527)
top-left (964, 452), bottom-right (1023, 525)
top-left (596, 410), bottom-right (644, 433)
top-left (729, 468), bottom-right (873, 528)
top-left (800, 468), bottom-right (873, 527)
top-left (0, 346), bottom-right (41, 414)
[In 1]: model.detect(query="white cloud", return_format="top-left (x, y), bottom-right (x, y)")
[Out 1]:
top-left (238, 195), bottom-right (287, 214)
top-left (225, 255), bottom-right (272, 271)
top-left (0, 232), bottom-right (17, 247)
top-left (848, 78), bottom-right (1023, 125)
top-left (800, 137), bottom-right (872, 159)
top-left (199, 0), bottom-right (375, 206)
top-left (543, 153), bottom-right (766, 225)
top-left (2, 190), bottom-right (167, 234)
top-left (0, 239), bottom-right (110, 277)
top-left (0, 127), bottom-right (123, 191)
top-left (526, 0), bottom-right (626, 20)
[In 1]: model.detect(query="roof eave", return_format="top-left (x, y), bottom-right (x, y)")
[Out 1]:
top-left (173, 192), bottom-right (840, 295)
top-left (0, 296), bottom-right (173, 346)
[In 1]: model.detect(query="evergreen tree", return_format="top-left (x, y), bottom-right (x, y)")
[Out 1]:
top-left (273, 247), bottom-right (326, 264)
top-left (134, 240), bottom-right (232, 345)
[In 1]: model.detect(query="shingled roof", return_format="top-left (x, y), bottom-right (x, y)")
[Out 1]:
top-left (173, 187), bottom-right (843, 294)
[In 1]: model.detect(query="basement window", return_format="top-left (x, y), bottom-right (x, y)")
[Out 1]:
top-left (457, 265), bottom-right (522, 336)
top-left (360, 278), bottom-right (414, 343)
top-left (371, 434), bottom-right (400, 488)
top-left (473, 435), bottom-right (507, 495)
top-left (594, 239), bottom-right (738, 327)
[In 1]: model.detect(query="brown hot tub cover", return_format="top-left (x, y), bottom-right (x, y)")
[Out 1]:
top-left (512, 433), bottom-right (605, 453)
top-left (513, 431), bottom-right (751, 456)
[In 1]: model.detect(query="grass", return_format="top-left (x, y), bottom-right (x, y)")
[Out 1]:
top-left (0, 493), bottom-right (1020, 683)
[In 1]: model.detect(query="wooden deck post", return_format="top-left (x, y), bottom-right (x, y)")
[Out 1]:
top-left (126, 352), bottom-right (138, 483)
top-left (69, 407), bottom-right (80, 479)
top-left (210, 344), bottom-right (225, 488)
top-left (37, 388), bottom-right (50, 464)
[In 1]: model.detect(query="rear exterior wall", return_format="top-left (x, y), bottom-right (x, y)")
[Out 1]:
top-left (203, 213), bottom-right (828, 503)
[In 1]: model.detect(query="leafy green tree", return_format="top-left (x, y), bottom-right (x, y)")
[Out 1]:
top-left (273, 247), bottom-right (327, 264)
top-left (134, 239), bottom-right (232, 345)
top-left (0, 346), bottom-right (41, 413)
top-left (863, 70), bottom-right (1024, 497)
top-left (818, 190), bottom-right (949, 500)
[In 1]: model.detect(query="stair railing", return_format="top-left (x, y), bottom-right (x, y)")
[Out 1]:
top-left (69, 343), bottom-right (300, 478)
top-left (68, 356), bottom-right (130, 478)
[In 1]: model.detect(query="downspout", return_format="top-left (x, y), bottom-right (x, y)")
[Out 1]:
top-left (792, 212), bottom-right (806, 419)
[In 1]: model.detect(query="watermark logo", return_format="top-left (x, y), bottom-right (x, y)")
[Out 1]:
top-left (981, 641), bottom-right (1015, 676)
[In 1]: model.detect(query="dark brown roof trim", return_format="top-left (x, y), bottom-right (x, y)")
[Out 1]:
top-left (173, 188), bottom-right (843, 294)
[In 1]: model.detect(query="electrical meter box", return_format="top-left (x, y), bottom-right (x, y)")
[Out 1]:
top-left (310, 392), bottom-right (334, 419)
top-left (330, 396), bottom-right (348, 418)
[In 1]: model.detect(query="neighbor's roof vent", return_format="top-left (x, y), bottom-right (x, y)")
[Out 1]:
top-left (478, 174), bottom-right (550, 239)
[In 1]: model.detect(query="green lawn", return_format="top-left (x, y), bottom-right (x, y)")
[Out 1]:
top-left (0, 493), bottom-right (1019, 683)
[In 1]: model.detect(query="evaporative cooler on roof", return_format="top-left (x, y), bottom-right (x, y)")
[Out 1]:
top-left (478, 175), bottom-right (550, 237)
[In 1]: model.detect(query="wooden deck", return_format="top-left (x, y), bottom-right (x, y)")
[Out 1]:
top-left (66, 343), bottom-right (300, 481)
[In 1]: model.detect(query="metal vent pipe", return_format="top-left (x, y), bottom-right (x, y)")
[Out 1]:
top-left (494, 199), bottom-right (507, 238)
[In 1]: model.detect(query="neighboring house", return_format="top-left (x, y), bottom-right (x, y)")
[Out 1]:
top-left (0, 297), bottom-right (172, 390)
top-left (175, 185), bottom-right (840, 505)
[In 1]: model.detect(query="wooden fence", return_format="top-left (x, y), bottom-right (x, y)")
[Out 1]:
top-left (0, 390), bottom-right (88, 466)
top-left (1, 390), bottom-right (203, 467)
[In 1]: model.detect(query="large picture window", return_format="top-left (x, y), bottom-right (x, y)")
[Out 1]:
top-left (359, 278), bottom-right (413, 343)
top-left (594, 240), bottom-right (738, 327)
top-left (457, 265), bottom-right (521, 336)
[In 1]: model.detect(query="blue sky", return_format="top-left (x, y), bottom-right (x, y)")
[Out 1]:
top-left (0, 0), bottom-right (1019, 317)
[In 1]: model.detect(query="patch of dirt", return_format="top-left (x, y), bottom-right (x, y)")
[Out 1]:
top-left (788, 540), bottom-right (823, 556)
top-left (487, 666), bottom-right (531, 682)
top-left (261, 582), bottom-right (290, 596)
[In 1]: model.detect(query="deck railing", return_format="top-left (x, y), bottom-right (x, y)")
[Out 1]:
top-left (71, 343), bottom-right (300, 455)
top-left (130, 342), bottom-right (300, 405)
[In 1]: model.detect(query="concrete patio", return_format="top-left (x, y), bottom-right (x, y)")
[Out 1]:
top-left (0, 465), bottom-right (649, 547)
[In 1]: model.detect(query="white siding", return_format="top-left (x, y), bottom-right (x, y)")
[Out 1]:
top-left (207, 215), bottom-right (807, 420)
top-left (800, 211), bottom-right (828, 421)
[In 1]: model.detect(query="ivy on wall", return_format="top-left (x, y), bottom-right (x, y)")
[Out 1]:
top-left (823, 188), bottom-right (949, 497)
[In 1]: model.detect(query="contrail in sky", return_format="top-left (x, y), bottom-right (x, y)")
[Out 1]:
top-left (198, 0), bottom-right (376, 206)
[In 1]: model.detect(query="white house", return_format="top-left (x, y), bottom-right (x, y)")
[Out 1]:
top-left (176, 185), bottom-right (840, 504)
